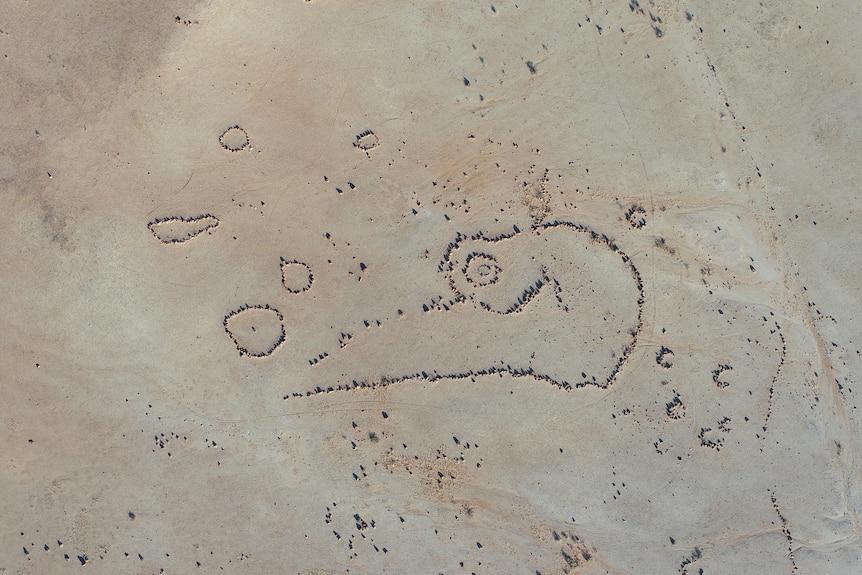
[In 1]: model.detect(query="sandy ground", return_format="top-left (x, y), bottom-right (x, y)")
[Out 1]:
top-left (2, 1), bottom-right (861, 573)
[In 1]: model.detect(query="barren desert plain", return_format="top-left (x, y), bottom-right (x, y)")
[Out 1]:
top-left (2, 1), bottom-right (862, 573)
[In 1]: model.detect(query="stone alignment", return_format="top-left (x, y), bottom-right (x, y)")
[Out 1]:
top-left (223, 304), bottom-right (285, 358)
top-left (286, 219), bottom-right (644, 398)
top-left (280, 258), bottom-right (314, 293)
top-left (462, 253), bottom-right (501, 287)
top-left (218, 125), bottom-right (250, 152)
top-left (442, 220), bottom-right (645, 388)
top-left (353, 129), bottom-right (379, 155)
top-left (147, 214), bottom-right (219, 244)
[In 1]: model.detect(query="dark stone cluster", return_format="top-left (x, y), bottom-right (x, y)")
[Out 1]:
top-left (624, 203), bottom-right (647, 229)
top-left (712, 363), bottom-right (732, 388)
top-left (665, 394), bottom-right (685, 419)
top-left (656, 346), bottom-right (674, 368)
top-left (338, 332), bottom-right (353, 348)
top-left (698, 426), bottom-right (723, 451)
